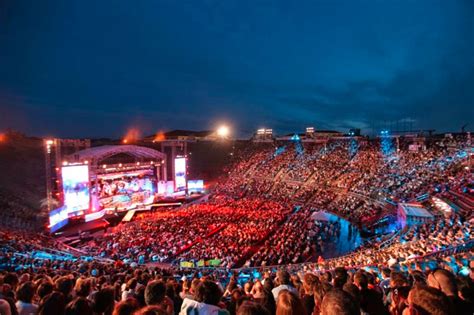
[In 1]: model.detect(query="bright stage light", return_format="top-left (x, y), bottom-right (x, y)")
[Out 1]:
top-left (217, 125), bottom-right (230, 138)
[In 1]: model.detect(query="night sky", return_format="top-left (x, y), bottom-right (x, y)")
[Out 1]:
top-left (0, 0), bottom-right (473, 138)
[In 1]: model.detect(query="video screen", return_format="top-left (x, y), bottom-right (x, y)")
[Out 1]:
top-left (174, 157), bottom-right (186, 191)
top-left (49, 206), bottom-right (69, 232)
top-left (61, 165), bottom-right (90, 216)
top-left (188, 180), bottom-right (204, 193)
top-left (92, 170), bottom-right (156, 211)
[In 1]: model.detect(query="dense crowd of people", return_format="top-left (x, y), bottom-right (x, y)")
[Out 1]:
top-left (0, 249), bottom-right (473, 315)
top-left (246, 205), bottom-right (342, 267)
top-left (0, 135), bottom-right (473, 314)
top-left (175, 199), bottom-right (289, 268)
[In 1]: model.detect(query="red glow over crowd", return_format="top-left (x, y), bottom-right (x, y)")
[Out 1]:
top-left (0, 134), bottom-right (473, 315)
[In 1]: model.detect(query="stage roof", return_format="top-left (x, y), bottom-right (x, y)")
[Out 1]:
top-left (68, 145), bottom-right (166, 164)
top-left (400, 203), bottom-right (434, 218)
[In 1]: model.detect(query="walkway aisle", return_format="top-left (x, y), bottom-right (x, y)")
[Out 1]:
top-left (320, 213), bottom-right (362, 259)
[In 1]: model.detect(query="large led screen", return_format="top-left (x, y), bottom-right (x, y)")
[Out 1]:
top-left (91, 170), bottom-right (156, 211)
top-left (61, 165), bottom-right (90, 215)
top-left (174, 157), bottom-right (186, 191)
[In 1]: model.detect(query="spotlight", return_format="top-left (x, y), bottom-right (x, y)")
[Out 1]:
top-left (217, 125), bottom-right (230, 138)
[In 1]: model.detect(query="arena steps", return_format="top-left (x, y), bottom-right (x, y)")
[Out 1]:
top-left (446, 191), bottom-right (474, 217)
top-left (449, 190), bottom-right (474, 207)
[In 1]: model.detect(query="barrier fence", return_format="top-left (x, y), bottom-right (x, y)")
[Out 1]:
top-left (174, 239), bottom-right (474, 274)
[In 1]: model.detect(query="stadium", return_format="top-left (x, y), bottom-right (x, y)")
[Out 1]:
top-left (1, 1), bottom-right (474, 314)
top-left (0, 128), bottom-right (472, 315)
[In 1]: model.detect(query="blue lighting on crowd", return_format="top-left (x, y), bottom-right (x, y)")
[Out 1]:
top-left (380, 130), bottom-right (395, 158)
top-left (274, 146), bottom-right (286, 157)
top-left (349, 136), bottom-right (359, 159)
top-left (290, 134), bottom-right (304, 155)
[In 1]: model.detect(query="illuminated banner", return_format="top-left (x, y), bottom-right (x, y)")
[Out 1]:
top-left (62, 165), bottom-right (90, 215)
top-left (174, 157), bottom-right (186, 191)
top-left (49, 206), bottom-right (69, 232)
top-left (188, 180), bottom-right (204, 193)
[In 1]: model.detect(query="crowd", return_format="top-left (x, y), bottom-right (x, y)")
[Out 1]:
top-left (79, 202), bottom-right (242, 264)
top-left (175, 199), bottom-right (289, 268)
top-left (246, 206), bottom-right (342, 267)
top-left (0, 136), bottom-right (473, 314)
top-left (218, 138), bottom-right (471, 224)
top-left (52, 137), bottom-right (474, 268)
top-left (0, 248), bottom-right (473, 315)
top-left (0, 193), bottom-right (39, 232)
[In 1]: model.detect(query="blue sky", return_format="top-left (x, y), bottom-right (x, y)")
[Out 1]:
top-left (0, 0), bottom-right (473, 137)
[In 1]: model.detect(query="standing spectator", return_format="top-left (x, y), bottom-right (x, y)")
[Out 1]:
top-left (15, 282), bottom-right (37, 315)
top-left (353, 271), bottom-right (387, 315)
top-left (112, 298), bottom-right (140, 315)
top-left (38, 292), bottom-right (66, 315)
top-left (92, 287), bottom-right (115, 315)
top-left (301, 274), bottom-right (318, 315)
top-left (144, 281), bottom-right (173, 315)
top-left (236, 301), bottom-right (270, 315)
top-left (65, 297), bottom-right (93, 315)
top-left (320, 289), bottom-right (358, 315)
top-left (0, 299), bottom-right (11, 315)
top-left (272, 270), bottom-right (298, 300)
top-left (427, 269), bottom-right (472, 314)
top-left (405, 285), bottom-right (453, 315)
top-left (180, 280), bottom-right (229, 315)
top-left (276, 290), bottom-right (306, 315)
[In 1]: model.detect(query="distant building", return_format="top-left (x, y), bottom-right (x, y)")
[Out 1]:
top-left (276, 130), bottom-right (344, 142)
top-left (144, 130), bottom-right (219, 142)
top-left (253, 128), bottom-right (274, 142)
